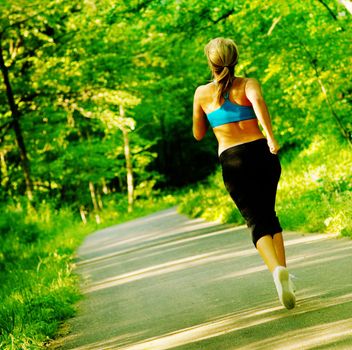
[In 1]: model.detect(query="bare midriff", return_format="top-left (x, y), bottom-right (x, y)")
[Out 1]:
top-left (213, 119), bottom-right (266, 157)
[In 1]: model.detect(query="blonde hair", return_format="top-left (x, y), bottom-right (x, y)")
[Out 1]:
top-left (204, 37), bottom-right (239, 103)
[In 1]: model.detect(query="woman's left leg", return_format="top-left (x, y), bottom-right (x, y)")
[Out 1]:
top-left (256, 233), bottom-right (295, 309)
top-left (256, 234), bottom-right (281, 272)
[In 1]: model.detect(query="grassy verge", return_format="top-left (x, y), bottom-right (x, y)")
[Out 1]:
top-left (0, 193), bottom-right (177, 349)
top-left (1, 134), bottom-right (350, 349)
top-left (178, 134), bottom-right (352, 238)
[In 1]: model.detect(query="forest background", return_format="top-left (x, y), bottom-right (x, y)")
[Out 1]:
top-left (0, 0), bottom-right (351, 348)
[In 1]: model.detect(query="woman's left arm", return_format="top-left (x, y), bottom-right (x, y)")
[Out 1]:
top-left (192, 87), bottom-right (208, 140)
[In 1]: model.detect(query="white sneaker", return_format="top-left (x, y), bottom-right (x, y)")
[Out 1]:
top-left (273, 266), bottom-right (296, 309)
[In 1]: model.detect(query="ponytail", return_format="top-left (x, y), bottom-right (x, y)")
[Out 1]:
top-left (214, 66), bottom-right (235, 104)
top-left (204, 38), bottom-right (239, 103)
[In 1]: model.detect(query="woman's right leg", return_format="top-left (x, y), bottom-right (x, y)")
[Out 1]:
top-left (256, 233), bottom-right (295, 309)
top-left (273, 232), bottom-right (286, 267)
top-left (255, 232), bottom-right (288, 271)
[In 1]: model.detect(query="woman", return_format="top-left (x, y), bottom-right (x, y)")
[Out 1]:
top-left (192, 37), bottom-right (295, 310)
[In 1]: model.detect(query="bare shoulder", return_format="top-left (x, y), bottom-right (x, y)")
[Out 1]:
top-left (244, 77), bottom-right (263, 99)
top-left (194, 82), bottom-right (213, 99)
top-left (245, 77), bottom-right (261, 89)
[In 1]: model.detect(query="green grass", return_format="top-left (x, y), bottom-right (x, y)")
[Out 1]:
top-left (277, 134), bottom-right (352, 236)
top-left (178, 134), bottom-right (352, 238)
top-left (1, 134), bottom-right (351, 349)
top-left (0, 193), bottom-right (177, 349)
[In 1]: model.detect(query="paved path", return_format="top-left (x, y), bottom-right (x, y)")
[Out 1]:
top-left (50, 207), bottom-right (352, 350)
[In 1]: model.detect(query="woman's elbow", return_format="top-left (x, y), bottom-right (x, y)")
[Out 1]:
top-left (194, 135), bottom-right (204, 141)
top-left (193, 129), bottom-right (205, 141)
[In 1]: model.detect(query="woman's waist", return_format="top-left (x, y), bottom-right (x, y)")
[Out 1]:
top-left (217, 135), bottom-right (267, 157)
top-left (214, 122), bottom-right (263, 150)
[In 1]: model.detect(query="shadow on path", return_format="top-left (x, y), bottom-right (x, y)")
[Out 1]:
top-left (50, 207), bottom-right (352, 350)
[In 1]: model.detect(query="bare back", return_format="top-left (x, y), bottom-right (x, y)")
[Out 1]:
top-left (198, 77), bottom-right (265, 156)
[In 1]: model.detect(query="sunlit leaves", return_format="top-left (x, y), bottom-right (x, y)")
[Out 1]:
top-left (1, 0), bottom-right (351, 207)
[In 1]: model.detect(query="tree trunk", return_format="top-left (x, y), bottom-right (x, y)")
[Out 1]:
top-left (79, 205), bottom-right (87, 224)
top-left (119, 105), bottom-right (134, 213)
top-left (97, 187), bottom-right (104, 210)
top-left (317, 0), bottom-right (345, 31)
top-left (0, 151), bottom-right (8, 187)
top-left (0, 39), bottom-right (34, 202)
top-left (316, 77), bottom-right (351, 143)
top-left (159, 113), bottom-right (167, 176)
top-left (101, 177), bottom-right (109, 194)
top-left (89, 181), bottom-right (101, 224)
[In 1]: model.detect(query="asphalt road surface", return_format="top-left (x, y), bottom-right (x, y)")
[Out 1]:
top-left (50, 207), bottom-right (352, 350)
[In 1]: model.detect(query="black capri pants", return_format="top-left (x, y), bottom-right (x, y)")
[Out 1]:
top-left (219, 138), bottom-right (283, 247)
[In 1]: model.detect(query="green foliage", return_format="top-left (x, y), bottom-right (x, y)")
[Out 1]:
top-left (0, 202), bottom-right (84, 348)
top-left (179, 135), bottom-right (352, 237)
top-left (276, 134), bottom-right (352, 236)
top-left (0, 1), bottom-right (351, 347)
top-left (1, 0), bottom-right (351, 206)
top-left (0, 194), bottom-right (178, 349)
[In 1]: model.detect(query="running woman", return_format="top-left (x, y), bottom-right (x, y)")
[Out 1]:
top-left (192, 37), bottom-right (296, 309)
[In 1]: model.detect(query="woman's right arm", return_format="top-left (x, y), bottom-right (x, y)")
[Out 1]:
top-left (192, 86), bottom-right (208, 141)
top-left (245, 78), bottom-right (280, 154)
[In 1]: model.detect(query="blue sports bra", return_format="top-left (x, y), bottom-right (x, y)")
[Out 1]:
top-left (206, 91), bottom-right (256, 128)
